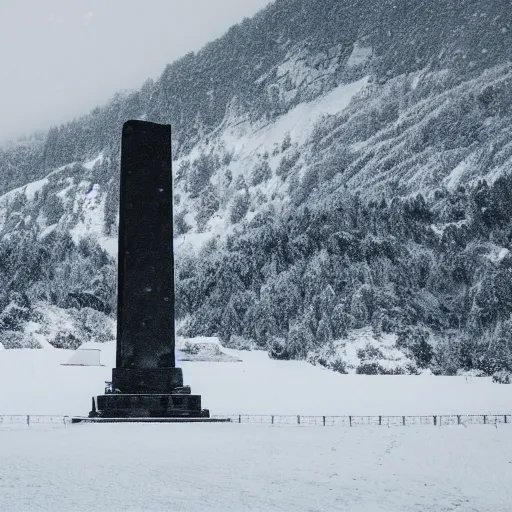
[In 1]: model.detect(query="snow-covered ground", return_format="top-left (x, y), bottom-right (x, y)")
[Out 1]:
top-left (1, 341), bottom-right (511, 417)
top-left (0, 423), bottom-right (511, 511)
top-left (1, 343), bottom-right (512, 511)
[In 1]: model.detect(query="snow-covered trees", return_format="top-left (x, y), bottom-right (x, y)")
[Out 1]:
top-left (186, 153), bottom-right (218, 198)
top-left (276, 151), bottom-right (300, 180)
top-left (175, 170), bottom-right (512, 374)
top-left (229, 191), bottom-right (250, 224)
top-left (0, 230), bottom-right (115, 349)
top-left (250, 160), bottom-right (272, 186)
top-left (396, 326), bottom-right (433, 369)
top-left (196, 185), bottom-right (220, 231)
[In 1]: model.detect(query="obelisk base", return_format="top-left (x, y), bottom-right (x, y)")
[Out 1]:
top-left (112, 368), bottom-right (185, 394)
top-left (89, 393), bottom-right (209, 418)
top-left (88, 367), bottom-right (209, 419)
top-left (73, 417), bottom-right (229, 424)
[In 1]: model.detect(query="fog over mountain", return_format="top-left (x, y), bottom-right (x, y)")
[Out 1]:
top-left (0, 0), bottom-right (272, 142)
top-left (1, 0), bottom-right (511, 377)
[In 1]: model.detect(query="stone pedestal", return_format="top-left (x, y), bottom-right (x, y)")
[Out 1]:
top-left (92, 394), bottom-right (207, 418)
top-left (112, 368), bottom-right (184, 394)
top-left (90, 368), bottom-right (209, 419)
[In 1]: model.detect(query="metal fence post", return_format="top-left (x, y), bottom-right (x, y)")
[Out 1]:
top-left (402, 416), bottom-right (405, 426)
top-left (271, 415), bottom-right (274, 425)
top-left (349, 416), bottom-right (352, 427)
top-left (323, 416), bottom-right (326, 426)
top-left (297, 415), bottom-right (300, 425)
top-left (505, 415), bottom-right (508, 424)
top-left (27, 415), bottom-right (30, 427)
top-left (483, 415), bottom-right (486, 425)
top-left (433, 416), bottom-right (437, 426)
top-left (238, 415), bottom-right (241, 424)
top-left (379, 416), bottom-right (382, 426)
top-left (457, 415), bottom-right (461, 425)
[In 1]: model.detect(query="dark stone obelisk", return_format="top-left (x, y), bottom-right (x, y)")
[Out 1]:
top-left (89, 120), bottom-right (208, 419)
top-left (113, 120), bottom-right (181, 392)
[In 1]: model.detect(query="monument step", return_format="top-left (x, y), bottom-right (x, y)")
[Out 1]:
top-left (92, 393), bottom-right (204, 418)
top-left (91, 409), bottom-right (207, 419)
top-left (72, 417), bottom-right (230, 424)
top-left (112, 368), bottom-right (184, 394)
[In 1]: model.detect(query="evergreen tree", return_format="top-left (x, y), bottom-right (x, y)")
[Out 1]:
top-left (332, 304), bottom-right (348, 339)
top-left (229, 191), bottom-right (250, 224)
top-left (316, 313), bottom-right (333, 347)
top-left (195, 185), bottom-right (220, 231)
top-left (250, 160), bottom-right (272, 186)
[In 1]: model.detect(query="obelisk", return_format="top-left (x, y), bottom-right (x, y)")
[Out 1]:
top-left (89, 120), bottom-right (208, 419)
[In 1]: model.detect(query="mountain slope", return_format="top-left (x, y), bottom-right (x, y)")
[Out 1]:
top-left (1, 0), bottom-right (512, 375)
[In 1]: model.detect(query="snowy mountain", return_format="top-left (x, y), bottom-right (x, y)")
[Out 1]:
top-left (1, 0), bottom-right (512, 376)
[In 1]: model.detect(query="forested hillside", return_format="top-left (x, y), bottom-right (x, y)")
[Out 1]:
top-left (177, 174), bottom-right (512, 375)
top-left (0, 0), bottom-right (511, 374)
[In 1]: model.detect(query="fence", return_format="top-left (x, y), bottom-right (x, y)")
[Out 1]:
top-left (0, 415), bottom-right (71, 429)
top-left (1, 414), bottom-right (511, 429)
top-left (210, 414), bottom-right (512, 427)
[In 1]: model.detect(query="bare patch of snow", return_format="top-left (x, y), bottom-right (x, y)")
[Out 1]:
top-left (69, 185), bottom-right (107, 246)
top-left (24, 321), bottom-right (53, 349)
top-left (321, 327), bottom-right (412, 373)
top-left (346, 42), bottom-right (372, 68)
top-left (487, 247), bottom-right (510, 264)
top-left (38, 223), bottom-right (58, 240)
top-left (24, 178), bottom-right (48, 201)
top-left (430, 219), bottom-right (468, 237)
top-left (174, 232), bottom-right (214, 254)
top-left (411, 72), bottom-right (422, 90)
top-left (83, 152), bottom-right (103, 170)
top-left (430, 224), bottom-right (444, 237)
top-left (443, 157), bottom-right (473, 190)
top-left (98, 236), bottom-right (117, 258)
top-left (221, 77), bottom-right (368, 158)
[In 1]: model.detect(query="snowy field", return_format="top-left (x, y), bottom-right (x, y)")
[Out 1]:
top-left (1, 341), bottom-right (512, 417)
top-left (1, 423), bottom-right (511, 511)
top-left (0, 341), bottom-right (511, 416)
top-left (1, 343), bottom-right (512, 511)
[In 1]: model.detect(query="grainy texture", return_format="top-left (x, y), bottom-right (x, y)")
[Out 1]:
top-left (0, 424), bottom-right (511, 511)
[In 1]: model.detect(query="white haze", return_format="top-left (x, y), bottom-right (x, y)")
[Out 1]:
top-left (0, 0), bottom-right (273, 143)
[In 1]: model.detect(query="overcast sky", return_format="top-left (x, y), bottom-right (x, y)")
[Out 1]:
top-left (0, 0), bottom-right (273, 143)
